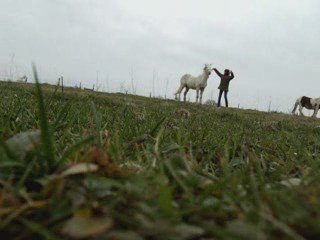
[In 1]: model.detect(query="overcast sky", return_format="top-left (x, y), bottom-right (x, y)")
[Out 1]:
top-left (1, 0), bottom-right (320, 112)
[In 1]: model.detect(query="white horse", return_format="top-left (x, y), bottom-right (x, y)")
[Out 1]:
top-left (174, 64), bottom-right (212, 104)
top-left (17, 75), bottom-right (28, 83)
top-left (292, 96), bottom-right (320, 117)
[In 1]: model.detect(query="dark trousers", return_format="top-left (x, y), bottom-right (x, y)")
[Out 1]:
top-left (217, 90), bottom-right (228, 107)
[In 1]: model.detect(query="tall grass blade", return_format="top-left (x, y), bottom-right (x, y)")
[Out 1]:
top-left (90, 101), bottom-right (102, 146)
top-left (53, 104), bottom-right (71, 130)
top-left (149, 116), bottom-right (166, 137)
top-left (32, 64), bottom-right (55, 171)
top-left (48, 79), bottom-right (61, 107)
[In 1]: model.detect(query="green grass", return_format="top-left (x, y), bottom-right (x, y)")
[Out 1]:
top-left (1, 79), bottom-right (320, 239)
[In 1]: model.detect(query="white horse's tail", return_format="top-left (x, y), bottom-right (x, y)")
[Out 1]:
top-left (174, 83), bottom-right (185, 100)
top-left (292, 98), bottom-right (301, 114)
top-left (173, 88), bottom-right (179, 98)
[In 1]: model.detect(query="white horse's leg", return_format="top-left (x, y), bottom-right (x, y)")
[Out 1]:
top-left (174, 84), bottom-right (184, 101)
top-left (292, 100), bottom-right (299, 114)
top-left (312, 104), bottom-right (319, 118)
top-left (195, 88), bottom-right (200, 103)
top-left (299, 106), bottom-right (304, 116)
top-left (199, 88), bottom-right (204, 104)
top-left (183, 87), bottom-right (189, 102)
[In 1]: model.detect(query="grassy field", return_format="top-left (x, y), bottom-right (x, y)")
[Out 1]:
top-left (1, 77), bottom-right (320, 240)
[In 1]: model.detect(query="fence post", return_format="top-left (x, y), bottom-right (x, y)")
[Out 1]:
top-left (61, 76), bottom-right (64, 93)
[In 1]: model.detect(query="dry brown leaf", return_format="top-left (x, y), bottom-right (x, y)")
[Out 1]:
top-left (61, 208), bottom-right (113, 239)
top-left (174, 108), bottom-right (191, 118)
top-left (85, 147), bottom-right (121, 176)
top-left (60, 163), bottom-right (99, 177)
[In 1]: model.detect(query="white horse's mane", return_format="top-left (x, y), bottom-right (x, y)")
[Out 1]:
top-left (174, 64), bottom-right (212, 104)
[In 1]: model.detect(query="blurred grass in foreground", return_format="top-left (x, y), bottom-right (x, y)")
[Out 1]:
top-left (1, 79), bottom-right (320, 239)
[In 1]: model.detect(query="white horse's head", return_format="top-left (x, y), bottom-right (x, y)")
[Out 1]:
top-left (203, 64), bottom-right (212, 75)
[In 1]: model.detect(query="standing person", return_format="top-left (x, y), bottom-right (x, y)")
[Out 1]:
top-left (213, 68), bottom-right (234, 107)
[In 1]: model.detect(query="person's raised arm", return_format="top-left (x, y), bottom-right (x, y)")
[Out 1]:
top-left (213, 68), bottom-right (222, 77)
top-left (229, 71), bottom-right (234, 80)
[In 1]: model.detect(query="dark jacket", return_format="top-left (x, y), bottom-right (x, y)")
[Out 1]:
top-left (213, 69), bottom-right (234, 91)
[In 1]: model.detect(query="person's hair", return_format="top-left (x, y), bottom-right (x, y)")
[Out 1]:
top-left (224, 69), bottom-right (230, 75)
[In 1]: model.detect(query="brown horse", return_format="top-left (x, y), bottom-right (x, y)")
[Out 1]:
top-left (292, 96), bottom-right (320, 117)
